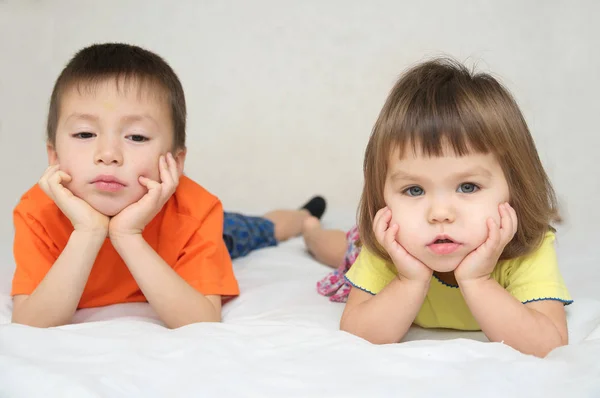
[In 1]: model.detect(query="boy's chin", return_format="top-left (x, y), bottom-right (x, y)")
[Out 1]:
top-left (88, 200), bottom-right (130, 217)
top-left (85, 193), bottom-right (144, 217)
top-left (90, 205), bottom-right (122, 217)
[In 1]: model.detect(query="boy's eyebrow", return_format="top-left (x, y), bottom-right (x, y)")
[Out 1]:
top-left (64, 113), bottom-right (159, 128)
top-left (64, 113), bottom-right (99, 123)
top-left (121, 114), bottom-right (160, 128)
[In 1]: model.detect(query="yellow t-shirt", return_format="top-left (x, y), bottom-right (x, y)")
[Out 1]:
top-left (345, 231), bottom-right (572, 331)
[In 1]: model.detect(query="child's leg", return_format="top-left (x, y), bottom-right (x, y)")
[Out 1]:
top-left (223, 196), bottom-right (327, 259)
top-left (263, 196), bottom-right (327, 242)
top-left (263, 209), bottom-right (311, 242)
top-left (301, 216), bottom-right (347, 268)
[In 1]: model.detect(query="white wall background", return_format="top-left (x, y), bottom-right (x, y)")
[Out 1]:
top-left (0, 0), bottom-right (598, 297)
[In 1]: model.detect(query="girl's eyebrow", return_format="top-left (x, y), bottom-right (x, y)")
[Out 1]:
top-left (389, 170), bottom-right (419, 182)
top-left (452, 166), bottom-right (493, 180)
top-left (390, 166), bottom-right (493, 183)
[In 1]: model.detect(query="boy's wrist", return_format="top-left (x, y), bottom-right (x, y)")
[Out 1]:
top-left (71, 228), bottom-right (108, 242)
top-left (109, 232), bottom-right (145, 252)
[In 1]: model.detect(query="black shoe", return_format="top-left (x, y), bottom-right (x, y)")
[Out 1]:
top-left (301, 196), bottom-right (326, 219)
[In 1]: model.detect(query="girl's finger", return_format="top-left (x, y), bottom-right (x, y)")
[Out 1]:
top-left (485, 217), bottom-right (500, 252)
top-left (375, 208), bottom-right (392, 244)
top-left (508, 204), bottom-right (518, 236)
top-left (384, 223), bottom-right (399, 251)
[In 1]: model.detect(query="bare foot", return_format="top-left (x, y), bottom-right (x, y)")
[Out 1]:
top-left (301, 216), bottom-right (347, 268)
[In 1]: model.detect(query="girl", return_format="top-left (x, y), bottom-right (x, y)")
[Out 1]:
top-left (304, 58), bottom-right (572, 357)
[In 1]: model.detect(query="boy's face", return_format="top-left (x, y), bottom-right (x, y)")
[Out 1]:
top-left (48, 79), bottom-right (186, 217)
top-left (383, 143), bottom-right (510, 273)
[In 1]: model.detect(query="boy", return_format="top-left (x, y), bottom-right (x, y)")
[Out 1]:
top-left (11, 43), bottom-right (325, 328)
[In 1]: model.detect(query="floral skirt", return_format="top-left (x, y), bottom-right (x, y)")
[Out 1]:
top-left (315, 225), bottom-right (361, 303)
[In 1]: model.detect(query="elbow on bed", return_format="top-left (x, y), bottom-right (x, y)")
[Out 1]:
top-left (11, 313), bottom-right (69, 328)
top-left (164, 311), bottom-right (222, 329)
top-left (340, 319), bottom-right (401, 345)
top-left (525, 334), bottom-right (568, 358)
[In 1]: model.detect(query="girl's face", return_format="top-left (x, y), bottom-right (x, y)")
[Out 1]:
top-left (383, 144), bottom-right (510, 272)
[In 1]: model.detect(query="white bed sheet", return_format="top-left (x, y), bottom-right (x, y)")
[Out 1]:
top-left (1, 237), bottom-right (600, 397)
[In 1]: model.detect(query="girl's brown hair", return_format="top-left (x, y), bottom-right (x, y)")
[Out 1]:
top-left (358, 58), bottom-right (559, 262)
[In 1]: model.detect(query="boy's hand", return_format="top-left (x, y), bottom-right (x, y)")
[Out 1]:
top-left (373, 207), bottom-right (433, 283)
top-left (39, 164), bottom-right (109, 234)
top-left (109, 153), bottom-right (179, 239)
top-left (455, 203), bottom-right (518, 284)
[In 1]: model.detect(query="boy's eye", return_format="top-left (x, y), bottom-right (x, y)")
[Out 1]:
top-left (127, 134), bottom-right (149, 142)
top-left (457, 183), bottom-right (479, 194)
top-left (404, 186), bottom-right (424, 197)
top-left (73, 132), bottom-right (95, 139)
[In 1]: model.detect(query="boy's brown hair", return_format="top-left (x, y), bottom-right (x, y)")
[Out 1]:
top-left (358, 57), bottom-right (560, 262)
top-left (46, 43), bottom-right (186, 149)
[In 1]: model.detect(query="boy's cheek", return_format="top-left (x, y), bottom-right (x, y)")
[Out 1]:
top-left (138, 166), bottom-right (159, 181)
top-left (58, 164), bottom-right (73, 179)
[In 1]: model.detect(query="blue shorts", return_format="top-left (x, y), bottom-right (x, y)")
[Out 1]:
top-left (223, 212), bottom-right (278, 259)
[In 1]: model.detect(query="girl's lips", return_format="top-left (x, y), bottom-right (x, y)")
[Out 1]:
top-left (427, 241), bottom-right (462, 255)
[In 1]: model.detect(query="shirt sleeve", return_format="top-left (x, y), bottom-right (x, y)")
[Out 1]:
top-left (344, 247), bottom-right (398, 295)
top-left (173, 199), bottom-right (239, 297)
top-left (503, 232), bottom-right (572, 305)
top-left (11, 207), bottom-right (60, 296)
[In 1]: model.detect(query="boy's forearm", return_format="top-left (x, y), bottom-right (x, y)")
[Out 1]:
top-left (12, 230), bottom-right (105, 327)
top-left (460, 278), bottom-right (565, 357)
top-left (112, 235), bottom-right (220, 328)
top-left (341, 278), bottom-right (430, 344)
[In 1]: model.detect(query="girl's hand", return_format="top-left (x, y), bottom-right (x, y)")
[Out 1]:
top-left (373, 207), bottom-right (433, 283)
top-left (454, 203), bottom-right (518, 284)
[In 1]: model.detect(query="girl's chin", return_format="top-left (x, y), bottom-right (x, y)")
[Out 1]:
top-left (429, 263), bottom-right (460, 273)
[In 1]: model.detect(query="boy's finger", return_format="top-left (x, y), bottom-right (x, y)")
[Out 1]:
top-left (38, 165), bottom-right (60, 190)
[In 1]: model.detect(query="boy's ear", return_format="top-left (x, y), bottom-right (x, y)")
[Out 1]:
top-left (47, 143), bottom-right (58, 165)
top-left (173, 147), bottom-right (187, 176)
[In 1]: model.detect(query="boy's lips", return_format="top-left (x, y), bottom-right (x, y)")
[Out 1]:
top-left (427, 234), bottom-right (462, 255)
top-left (91, 175), bottom-right (127, 192)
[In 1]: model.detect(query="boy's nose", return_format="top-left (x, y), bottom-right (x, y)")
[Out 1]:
top-left (94, 143), bottom-right (123, 165)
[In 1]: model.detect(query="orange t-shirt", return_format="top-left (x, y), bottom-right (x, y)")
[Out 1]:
top-left (11, 176), bottom-right (239, 308)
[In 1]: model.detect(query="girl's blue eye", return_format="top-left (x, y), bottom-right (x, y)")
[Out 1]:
top-left (405, 186), bottom-right (424, 197)
top-left (457, 183), bottom-right (479, 194)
